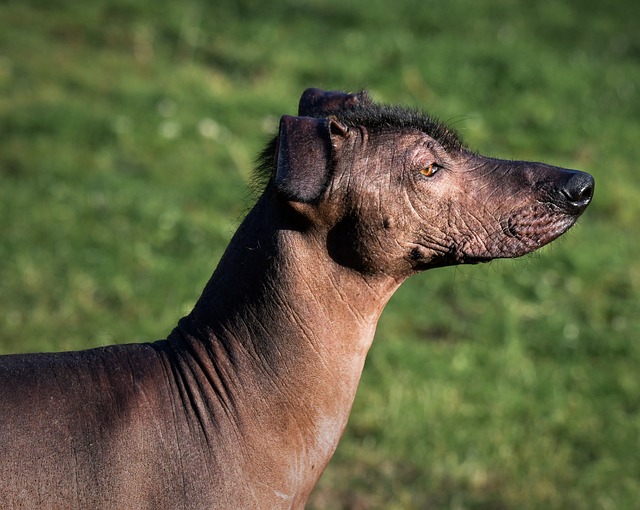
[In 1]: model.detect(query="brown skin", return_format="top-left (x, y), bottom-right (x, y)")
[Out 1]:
top-left (0, 89), bottom-right (593, 509)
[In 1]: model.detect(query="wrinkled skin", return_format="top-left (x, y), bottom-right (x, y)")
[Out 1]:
top-left (320, 128), bottom-right (591, 278)
top-left (0, 89), bottom-right (593, 509)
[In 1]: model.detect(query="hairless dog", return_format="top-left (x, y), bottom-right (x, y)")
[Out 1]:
top-left (0, 89), bottom-right (593, 508)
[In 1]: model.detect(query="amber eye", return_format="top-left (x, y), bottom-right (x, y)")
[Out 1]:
top-left (420, 163), bottom-right (441, 177)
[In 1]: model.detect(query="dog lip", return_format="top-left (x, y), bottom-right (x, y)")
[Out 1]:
top-left (501, 217), bottom-right (519, 238)
top-left (502, 212), bottom-right (576, 252)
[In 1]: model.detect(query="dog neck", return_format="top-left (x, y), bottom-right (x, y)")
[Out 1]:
top-left (171, 193), bottom-right (400, 505)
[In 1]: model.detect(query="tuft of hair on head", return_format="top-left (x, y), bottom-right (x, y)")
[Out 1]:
top-left (251, 91), bottom-right (465, 195)
top-left (331, 100), bottom-right (464, 153)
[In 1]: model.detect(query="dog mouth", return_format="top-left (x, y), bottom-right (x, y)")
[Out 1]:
top-left (494, 203), bottom-right (581, 258)
top-left (456, 204), bottom-right (582, 264)
top-left (408, 201), bottom-right (586, 268)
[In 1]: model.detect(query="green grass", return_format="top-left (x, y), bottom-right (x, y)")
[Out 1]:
top-left (1, 0), bottom-right (639, 508)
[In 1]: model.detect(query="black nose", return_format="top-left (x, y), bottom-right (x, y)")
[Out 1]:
top-left (560, 171), bottom-right (595, 211)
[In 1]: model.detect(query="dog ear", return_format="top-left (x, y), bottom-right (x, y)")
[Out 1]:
top-left (298, 88), bottom-right (371, 117)
top-left (275, 115), bottom-right (347, 203)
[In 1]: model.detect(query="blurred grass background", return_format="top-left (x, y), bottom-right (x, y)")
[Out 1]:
top-left (1, 0), bottom-right (639, 508)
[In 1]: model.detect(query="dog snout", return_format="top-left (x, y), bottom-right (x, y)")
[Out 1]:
top-left (559, 170), bottom-right (595, 212)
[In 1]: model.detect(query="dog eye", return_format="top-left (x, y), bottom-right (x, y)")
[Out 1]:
top-left (420, 163), bottom-right (441, 177)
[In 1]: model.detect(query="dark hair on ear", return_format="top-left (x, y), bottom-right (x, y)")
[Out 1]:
top-left (250, 135), bottom-right (278, 198)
